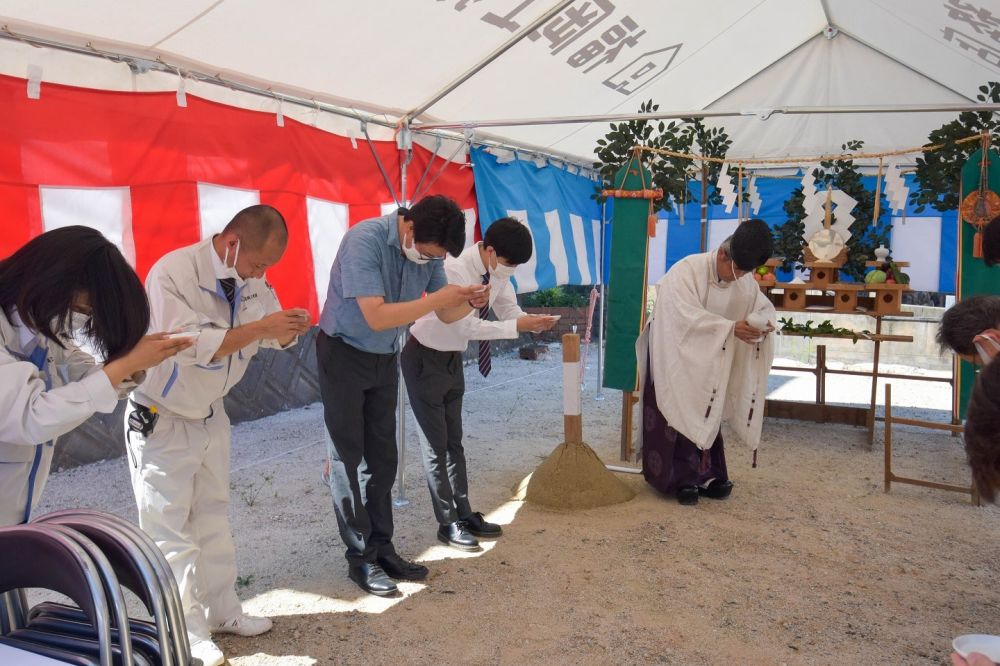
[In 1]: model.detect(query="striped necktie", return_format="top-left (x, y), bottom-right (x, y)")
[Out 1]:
top-left (478, 272), bottom-right (491, 377)
top-left (220, 277), bottom-right (237, 310)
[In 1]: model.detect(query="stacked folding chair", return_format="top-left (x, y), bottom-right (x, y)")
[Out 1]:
top-left (0, 509), bottom-right (193, 665)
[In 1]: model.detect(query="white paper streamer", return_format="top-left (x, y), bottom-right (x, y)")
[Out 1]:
top-left (717, 163), bottom-right (738, 213)
top-left (748, 175), bottom-right (762, 214)
top-left (26, 64), bottom-right (42, 100)
top-left (801, 188), bottom-right (857, 244)
top-left (883, 158), bottom-right (910, 213)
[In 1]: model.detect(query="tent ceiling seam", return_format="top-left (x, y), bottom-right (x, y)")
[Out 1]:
top-left (150, 0), bottom-right (227, 50)
top-left (697, 31), bottom-right (825, 115)
top-left (543, 0), bottom-right (772, 151)
top-left (835, 1), bottom-right (984, 104)
top-left (401, 0), bottom-right (574, 124)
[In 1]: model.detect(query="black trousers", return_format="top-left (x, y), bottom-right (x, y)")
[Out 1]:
top-left (400, 336), bottom-right (473, 526)
top-left (316, 332), bottom-right (399, 565)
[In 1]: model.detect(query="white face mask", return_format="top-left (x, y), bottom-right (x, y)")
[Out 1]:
top-left (221, 238), bottom-right (243, 281)
top-left (974, 332), bottom-right (1000, 364)
top-left (403, 243), bottom-right (429, 265)
top-left (402, 230), bottom-right (435, 265)
top-left (490, 259), bottom-right (517, 281)
top-left (70, 311), bottom-right (90, 332)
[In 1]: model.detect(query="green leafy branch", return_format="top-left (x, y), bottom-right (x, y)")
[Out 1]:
top-left (777, 317), bottom-right (872, 344)
top-left (592, 100), bottom-right (733, 213)
top-left (910, 81), bottom-right (1000, 213)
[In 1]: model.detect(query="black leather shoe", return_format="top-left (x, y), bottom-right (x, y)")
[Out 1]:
top-left (676, 486), bottom-right (699, 505)
top-left (461, 511), bottom-right (503, 537)
top-left (348, 562), bottom-right (398, 596)
top-left (699, 479), bottom-right (733, 500)
top-left (377, 552), bottom-right (429, 581)
top-left (437, 522), bottom-right (480, 551)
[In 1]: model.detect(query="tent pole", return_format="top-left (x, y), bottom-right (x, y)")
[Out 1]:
top-left (394, 134), bottom-right (412, 508)
top-left (414, 103), bottom-right (1000, 131)
top-left (595, 204), bottom-right (606, 402)
top-left (401, 0), bottom-right (575, 122)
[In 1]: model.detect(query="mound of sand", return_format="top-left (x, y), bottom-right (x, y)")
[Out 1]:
top-left (524, 439), bottom-right (636, 509)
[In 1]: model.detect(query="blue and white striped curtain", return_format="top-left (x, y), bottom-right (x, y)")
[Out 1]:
top-left (471, 146), bottom-right (604, 294)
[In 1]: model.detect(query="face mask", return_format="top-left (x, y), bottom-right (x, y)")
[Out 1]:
top-left (974, 331), bottom-right (1000, 364)
top-left (222, 238), bottom-right (243, 281)
top-left (71, 311), bottom-right (90, 331)
top-left (490, 257), bottom-right (517, 281)
top-left (402, 230), bottom-right (431, 264)
top-left (403, 243), bottom-right (429, 265)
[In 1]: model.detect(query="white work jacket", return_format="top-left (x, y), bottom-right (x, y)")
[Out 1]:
top-left (0, 309), bottom-right (118, 525)
top-left (134, 238), bottom-right (292, 420)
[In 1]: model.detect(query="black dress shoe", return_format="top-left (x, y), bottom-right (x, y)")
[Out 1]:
top-left (461, 511), bottom-right (503, 537)
top-left (348, 562), bottom-right (398, 596)
top-left (699, 478), bottom-right (733, 500)
top-left (438, 521), bottom-right (480, 551)
top-left (377, 552), bottom-right (429, 581)
top-left (676, 486), bottom-right (699, 505)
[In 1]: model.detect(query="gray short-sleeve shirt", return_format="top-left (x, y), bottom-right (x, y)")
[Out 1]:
top-left (319, 211), bottom-right (447, 354)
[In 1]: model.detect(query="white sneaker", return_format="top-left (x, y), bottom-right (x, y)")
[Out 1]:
top-left (190, 639), bottom-right (225, 666)
top-left (213, 613), bottom-right (273, 637)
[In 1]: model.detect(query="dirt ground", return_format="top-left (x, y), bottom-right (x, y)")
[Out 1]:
top-left (37, 341), bottom-right (1000, 665)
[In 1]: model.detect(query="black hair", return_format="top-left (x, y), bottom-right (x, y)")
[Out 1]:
top-left (405, 195), bottom-right (466, 257)
top-left (729, 218), bottom-right (773, 271)
top-left (937, 295), bottom-right (1000, 356)
top-left (483, 217), bottom-right (533, 265)
top-left (0, 226), bottom-right (150, 361)
top-left (222, 205), bottom-right (288, 250)
top-left (964, 359), bottom-right (1000, 502)
top-left (984, 215), bottom-right (1000, 267)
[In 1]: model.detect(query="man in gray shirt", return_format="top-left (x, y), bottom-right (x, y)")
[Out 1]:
top-left (317, 195), bottom-right (487, 596)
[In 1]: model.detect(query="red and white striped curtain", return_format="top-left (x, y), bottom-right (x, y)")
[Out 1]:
top-left (0, 74), bottom-right (477, 319)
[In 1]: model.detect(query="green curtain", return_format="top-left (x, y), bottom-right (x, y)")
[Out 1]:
top-left (957, 146), bottom-right (1000, 419)
top-left (602, 162), bottom-right (652, 391)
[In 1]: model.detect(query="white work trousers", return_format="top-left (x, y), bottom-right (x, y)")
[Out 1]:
top-left (126, 400), bottom-right (242, 643)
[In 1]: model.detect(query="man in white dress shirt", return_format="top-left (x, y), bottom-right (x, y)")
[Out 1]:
top-left (403, 217), bottom-right (556, 550)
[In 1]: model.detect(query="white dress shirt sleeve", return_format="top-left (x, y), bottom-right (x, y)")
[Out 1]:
top-left (443, 268), bottom-right (521, 342)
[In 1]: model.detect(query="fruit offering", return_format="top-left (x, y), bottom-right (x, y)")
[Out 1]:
top-left (865, 269), bottom-right (887, 285)
top-left (753, 265), bottom-right (776, 284)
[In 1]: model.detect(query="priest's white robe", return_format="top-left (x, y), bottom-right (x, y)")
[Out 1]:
top-left (636, 250), bottom-right (776, 456)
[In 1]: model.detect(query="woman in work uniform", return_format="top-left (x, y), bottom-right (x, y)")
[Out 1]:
top-left (0, 225), bottom-right (191, 525)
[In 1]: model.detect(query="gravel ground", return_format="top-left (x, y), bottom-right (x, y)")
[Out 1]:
top-left (34, 340), bottom-right (999, 665)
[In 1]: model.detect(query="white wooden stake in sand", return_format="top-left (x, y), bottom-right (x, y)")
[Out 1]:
top-left (524, 331), bottom-right (635, 509)
top-left (563, 333), bottom-right (582, 445)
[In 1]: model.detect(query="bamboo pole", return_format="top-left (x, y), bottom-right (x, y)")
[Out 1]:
top-left (700, 163), bottom-right (709, 252)
top-left (872, 157), bottom-right (884, 226)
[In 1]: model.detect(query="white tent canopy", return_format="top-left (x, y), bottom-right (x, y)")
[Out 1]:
top-left (0, 0), bottom-right (997, 162)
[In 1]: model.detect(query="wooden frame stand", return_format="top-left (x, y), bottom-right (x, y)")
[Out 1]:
top-left (883, 384), bottom-right (979, 504)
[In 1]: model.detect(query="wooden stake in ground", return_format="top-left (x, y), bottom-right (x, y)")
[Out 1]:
top-left (525, 334), bottom-right (636, 509)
